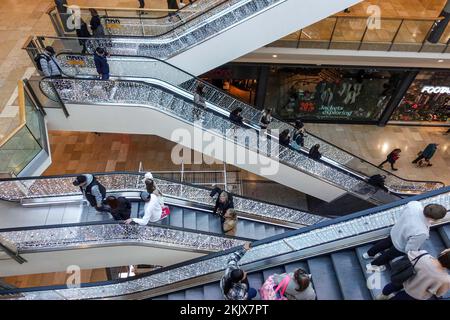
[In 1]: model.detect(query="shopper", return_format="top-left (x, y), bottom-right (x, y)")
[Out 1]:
top-left (73, 174), bottom-right (107, 212)
top-left (138, 0), bottom-right (145, 8)
top-left (291, 121), bottom-right (306, 150)
top-left (367, 174), bottom-right (389, 193)
top-left (167, 0), bottom-right (179, 20)
top-left (379, 148), bottom-right (401, 171)
top-left (222, 209), bottom-right (238, 236)
top-left (412, 143), bottom-right (439, 167)
top-left (364, 201), bottom-right (447, 272)
top-left (193, 83), bottom-right (207, 120)
top-left (75, 19), bottom-right (91, 54)
top-left (279, 129), bottom-right (291, 147)
top-left (89, 8), bottom-right (105, 37)
top-left (308, 144), bottom-right (322, 160)
top-left (211, 187), bottom-right (234, 221)
top-left (125, 180), bottom-right (164, 225)
top-left (378, 249), bottom-right (450, 300)
top-left (220, 242), bottom-right (257, 300)
top-left (229, 107), bottom-right (244, 125)
top-left (259, 108), bottom-right (272, 131)
top-left (94, 47), bottom-right (110, 80)
top-left (103, 195), bottom-right (132, 220)
top-left (36, 46), bottom-right (61, 77)
top-left (271, 268), bottom-right (316, 300)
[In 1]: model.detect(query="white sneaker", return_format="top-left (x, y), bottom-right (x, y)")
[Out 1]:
top-left (366, 263), bottom-right (386, 272)
top-left (362, 252), bottom-right (381, 260)
top-left (376, 293), bottom-right (394, 300)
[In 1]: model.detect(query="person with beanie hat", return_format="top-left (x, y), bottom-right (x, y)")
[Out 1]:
top-left (73, 174), bottom-right (107, 211)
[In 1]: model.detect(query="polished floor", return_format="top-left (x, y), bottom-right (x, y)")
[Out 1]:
top-left (306, 123), bottom-right (450, 185)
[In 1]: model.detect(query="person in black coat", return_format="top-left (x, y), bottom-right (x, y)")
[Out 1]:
top-left (210, 187), bottom-right (234, 221)
top-left (229, 107), bottom-right (244, 125)
top-left (308, 144), bottom-right (322, 160)
top-left (279, 129), bottom-right (291, 147)
top-left (368, 174), bottom-right (389, 193)
top-left (103, 196), bottom-right (132, 220)
top-left (76, 19), bottom-right (91, 54)
top-left (94, 47), bottom-right (110, 80)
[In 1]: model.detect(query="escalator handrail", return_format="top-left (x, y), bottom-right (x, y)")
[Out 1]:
top-left (0, 171), bottom-right (320, 221)
top-left (2, 186), bottom-right (449, 296)
top-left (37, 76), bottom-right (391, 203)
top-left (51, 52), bottom-right (446, 193)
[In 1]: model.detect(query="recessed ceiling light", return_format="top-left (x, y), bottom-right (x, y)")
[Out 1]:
top-left (272, 55), bottom-right (278, 58)
top-left (438, 59), bottom-right (444, 62)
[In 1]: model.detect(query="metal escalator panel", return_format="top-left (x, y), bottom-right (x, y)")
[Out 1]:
top-left (36, 77), bottom-right (400, 205)
top-left (2, 187), bottom-right (448, 300)
top-left (31, 51), bottom-right (445, 197)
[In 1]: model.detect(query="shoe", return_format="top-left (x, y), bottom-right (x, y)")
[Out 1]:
top-left (362, 252), bottom-right (381, 259)
top-left (376, 293), bottom-right (394, 300)
top-left (366, 263), bottom-right (386, 272)
top-left (392, 168), bottom-right (398, 171)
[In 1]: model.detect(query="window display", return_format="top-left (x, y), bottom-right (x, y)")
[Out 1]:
top-left (391, 71), bottom-right (450, 123)
top-left (265, 66), bottom-right (406, 122)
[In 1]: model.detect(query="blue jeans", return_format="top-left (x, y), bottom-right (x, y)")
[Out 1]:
top-left (101, 73), bottom-right (110, 80)
top-left (247, 288), bottom-right (257, 300)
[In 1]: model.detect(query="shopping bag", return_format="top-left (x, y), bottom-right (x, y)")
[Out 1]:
top-left (259, 275), bottom-right (290, 300)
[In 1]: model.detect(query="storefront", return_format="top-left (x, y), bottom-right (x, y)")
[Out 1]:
top-left (390, 71), bottom-right (450, 124)
top-left (202, 63), bottom-right (450, 126)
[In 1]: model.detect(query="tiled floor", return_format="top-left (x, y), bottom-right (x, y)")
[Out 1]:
top-left (306, 123), bottom-right (450, 185)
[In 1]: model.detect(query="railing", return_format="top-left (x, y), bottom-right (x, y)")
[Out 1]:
top-left (49, 0), bottom-right (230, 38)
top-left (34, 76), bottom-right (400, 204)
top-left (270, 14), bottom-right (450, 53)
top-left (22, 46), bottom-right (445, 196)
top-left (2, 186), bottom-right (448, 299)
top-left (0, 172), bottom-right (325, 226)
top-left (0, 81), bottom-right (48, 176)
top-left (0, 220), bottom-right (248, 256)
top-left (38, 0), bottom-right (286, 60)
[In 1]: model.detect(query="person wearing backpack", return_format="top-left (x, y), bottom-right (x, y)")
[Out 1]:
top-left (103, 196), bottom-right (131, 220)
top-left (364, 201), bottom-right (447, 272)
top-left (76, 19), bottom-right (91, 54)
top-left (270, 268), bottom-right (316, 300)
top-left (379, 148), bottom-right (401, 171)
top-left (377, 249), bottom-right (450, 300)
top-left (73, 174), bottom-right (107, 212)
top-left (36, 46), bottom-right (61, 77)
top-left (220, 242), bottom-right (257, 300)
top-left (367, 174), bottom-right (389, 193)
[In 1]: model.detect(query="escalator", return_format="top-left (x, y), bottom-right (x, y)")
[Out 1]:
top-left (39, 0), bottom-right (364, 75)
top-left (0, 172), bottom-right (322, 276)
top-left (1, 186), bottom-right (448, 300)
top-left (23, 54), bottom-right (444, 205)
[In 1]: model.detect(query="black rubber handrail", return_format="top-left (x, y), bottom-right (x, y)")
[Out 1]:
top-left (1, 186), bottom-right (448, 295)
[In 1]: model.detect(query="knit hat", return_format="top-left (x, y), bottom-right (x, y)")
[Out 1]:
top-left (73, 175), bottom-right (87, 186)
top-left (142, 172), bottom-right (153, 183)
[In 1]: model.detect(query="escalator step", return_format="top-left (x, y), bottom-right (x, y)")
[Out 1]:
top-left (307, 256), bottom-right (343, 300)
top-left (196, 212), bottom-right (210, 232)
top-left (183, 209), bottom-right (196, 230)
top-left (130, 202), bottom-right (139, 219)
top-left (264, 225), bottom-right (276, 238)
top-left (185, 287), bottom-right (205, 300)
top-left (331, 250), bottom-right (372, 300)
top-left (208, 214), bottom-right (222, 234)
top-left (167, 292), bottom-right (186, 300)
top-left (253, 223), bottom-right (266, 239)
top-left (354, 245), bottom-right (391, 300)
top-left (421, 229), bottom-right (446, 257)
top-left (247, 272), bottom-right (265, 300)
top-left (236, 220), bottom-right (246, 238)
top-left (169, 206), bottom-right (183, 228)
top-left (438, 224), bottom-right (450, 248)
top-left (244, 221), bottom-right (256, 239)
top-left (284, 261), bottom-right (309, 274)
top-left (203, 283), bottom-right (223, 300)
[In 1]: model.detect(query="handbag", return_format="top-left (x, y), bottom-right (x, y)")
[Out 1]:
top-left (161, 205), bottom-right (170, 219)
top-left (390, 253), bottom-right (428, 286)
top-left (259, 275), bottom-right (290, 300)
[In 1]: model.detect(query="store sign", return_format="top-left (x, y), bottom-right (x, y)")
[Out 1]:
top-left (318, 105), bottom-right (353, 117)
top-left (105, 18), bottom-right (121, 29)
top-left (421, 86), bottom-right (450, 94)
top-left (65, 55), bottom-right (85, 66)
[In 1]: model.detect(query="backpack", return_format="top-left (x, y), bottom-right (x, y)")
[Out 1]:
top-left (259, 275), bottom-right (290, 300)
top-left (34, 54), bottom-right (49, 72)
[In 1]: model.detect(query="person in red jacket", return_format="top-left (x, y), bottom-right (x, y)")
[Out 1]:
top-left (378, 148), bottom-right (401, 171)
